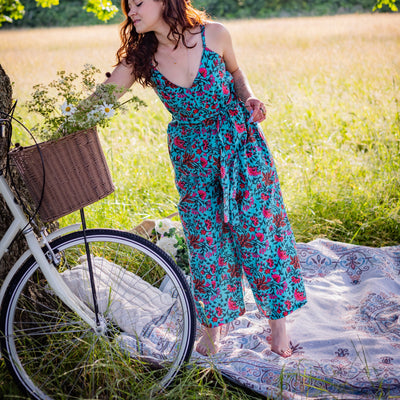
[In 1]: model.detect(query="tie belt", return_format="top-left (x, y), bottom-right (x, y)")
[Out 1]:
top-left (173, 105), bottom-right (247, 226)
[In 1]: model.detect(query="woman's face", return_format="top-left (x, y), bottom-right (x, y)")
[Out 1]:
top-left (126, 0), bottom-right (165, 34)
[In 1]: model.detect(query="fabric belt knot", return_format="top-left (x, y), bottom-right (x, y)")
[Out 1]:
top-left (173, 100), bottom-right (248, 227)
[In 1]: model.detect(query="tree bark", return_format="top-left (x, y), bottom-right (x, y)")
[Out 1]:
top-left (0, 64), bottom-right (58, 285)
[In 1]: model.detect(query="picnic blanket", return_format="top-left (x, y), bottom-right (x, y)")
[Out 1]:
top-left (192, 239), bottom-right (400, 399)
top-left (62, 238), bottom-right (400, 399)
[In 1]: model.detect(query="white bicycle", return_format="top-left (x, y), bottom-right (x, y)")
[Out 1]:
top-left (0, 110), bottom-right (196, 399)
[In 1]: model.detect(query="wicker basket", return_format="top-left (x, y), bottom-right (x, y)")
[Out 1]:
top-left (9, 127), bottom-right (114, 222)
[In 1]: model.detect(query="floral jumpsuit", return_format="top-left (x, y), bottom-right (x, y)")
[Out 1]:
top-left (152, 25), bottom-right (307, 327)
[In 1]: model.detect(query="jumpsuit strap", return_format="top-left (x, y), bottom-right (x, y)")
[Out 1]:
top-left (200, 25), bottom-right (206, 48)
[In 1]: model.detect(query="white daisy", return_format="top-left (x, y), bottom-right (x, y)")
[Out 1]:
top-left (60, 102), bottom-right (76, 116)
top-left (100, 103), bottom-right (115, 118)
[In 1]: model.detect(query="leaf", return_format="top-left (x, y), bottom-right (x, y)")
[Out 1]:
top-left (0, 0), bottom-right (25, 26)
top-left (84, 0), bottom-right (119, 22)
top-left (35, 0), bottom-right (60, 7)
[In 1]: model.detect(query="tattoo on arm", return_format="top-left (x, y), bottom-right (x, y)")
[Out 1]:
top-left (232, 68), bottom-right (254, 103)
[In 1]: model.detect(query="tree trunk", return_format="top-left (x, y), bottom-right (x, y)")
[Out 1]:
top-left (0, 64), bottom-right (58, 285)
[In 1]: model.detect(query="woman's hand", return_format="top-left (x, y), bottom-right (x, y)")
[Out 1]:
top-left (245, 96), bottom-right (267, 123)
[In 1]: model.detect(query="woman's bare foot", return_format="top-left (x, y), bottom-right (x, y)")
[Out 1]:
top-left (268, 318), bottom-right (292, 358)
top-left (196, 326), bottom-right (221, 356)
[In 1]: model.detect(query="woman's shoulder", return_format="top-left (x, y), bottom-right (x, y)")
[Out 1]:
top-left (203, 21), bottom-right (231, 55)
top-left (204, 21), bottom-right (230, 38)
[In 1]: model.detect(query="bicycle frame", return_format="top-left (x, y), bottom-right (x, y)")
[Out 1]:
top-left (0, 171), bottom-right (98, 330)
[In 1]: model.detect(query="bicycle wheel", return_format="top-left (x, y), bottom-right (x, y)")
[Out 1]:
top-left (0, 229), bottom-right (196, 400)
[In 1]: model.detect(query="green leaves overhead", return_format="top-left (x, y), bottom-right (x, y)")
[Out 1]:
top-left (0, 0), bottom-right (119, 26)
top-left (84, 0), bottom-right (118, 21)
top-left (0, 0), bottom-right (25, 25)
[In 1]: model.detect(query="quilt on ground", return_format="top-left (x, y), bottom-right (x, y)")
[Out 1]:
top-left (191, 239), bottom-right (400, 399)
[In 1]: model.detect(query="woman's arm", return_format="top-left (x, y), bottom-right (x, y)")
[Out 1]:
top-left (102, 61), bottom-right (136, 99)
top-left (205, 22), bottom-right (266, 123)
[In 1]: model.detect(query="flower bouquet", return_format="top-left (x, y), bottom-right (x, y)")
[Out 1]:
top-left (153, 218), bottom-right (190, 275)
top-left (24, 64), bottom-right (145, 141)
top-left (9, 64), bottom-right (145, 222)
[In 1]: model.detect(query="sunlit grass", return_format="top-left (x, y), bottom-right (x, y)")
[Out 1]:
top-left (1, 13), bottom-right (399, 399)
top-left (2, 14), bottom-right (399, 245)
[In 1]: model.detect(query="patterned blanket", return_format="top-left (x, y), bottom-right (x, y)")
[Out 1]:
top-left (193, 239), bottom-right (400, 399)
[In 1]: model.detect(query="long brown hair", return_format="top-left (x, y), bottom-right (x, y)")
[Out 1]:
top-left (116, 0), bottom-right (209, 87)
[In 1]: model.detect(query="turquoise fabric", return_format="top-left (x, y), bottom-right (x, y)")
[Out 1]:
top-left (152, 26), bottom-right (307, 326)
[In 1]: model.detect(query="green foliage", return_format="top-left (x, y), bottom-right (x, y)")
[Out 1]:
top-left (0, 0), bottom-right (121, 28)
top-left (1, 0), bottom-right (398, 28)
top-left (24, 64), bottom-right (145, 140)
top-left (374, 0), bottom-right (398, 10)
top-left (84, 0), bottom-right (119, 21)
top-left (193, 0), bottom-right (397, 18)
top-left (0, 0), bottom-right (25, 25)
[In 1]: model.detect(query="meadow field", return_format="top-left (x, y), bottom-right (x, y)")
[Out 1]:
top-left (0, 12), bottom-right (399, 399)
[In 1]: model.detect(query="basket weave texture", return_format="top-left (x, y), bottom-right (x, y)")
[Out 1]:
top-left (9, 127), bottom-right (114, 222)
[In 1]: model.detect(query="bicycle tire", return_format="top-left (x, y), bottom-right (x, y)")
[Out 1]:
top-left (0, 228), bottom-right (196, 400)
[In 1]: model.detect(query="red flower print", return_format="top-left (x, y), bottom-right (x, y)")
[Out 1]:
top-left (250, 216), bottom-right (259, 226)
top-left (247, 165), bottom-right (261, 176)
top-left (225, 133), bottom-right (233, 142)
top-left (262, 207), bottom-right (272, 219)
top-left (278, 248), bottom-right (289, 260)
top-left (198, 190), bottom-right (207, 200)
top-left (188, 233), bottom-right (201, 249)
top-left (273, 213), bottom-right (286, 228)
top-left (199, 67), bottom-right (207, 77)
top-left (206, 236), bottom-right (213, 246)
top-left (261, 193), bottom-right (270, 201)
top-left (294, 289), bottom-right (306, 301)
top-left (262, 171), bottom-right (275, 186)
top-left (200, 157), bottom-right (208, 168)
top-left (193, 277), bottom-right (206, 293)
top-left (174, 136), bottom-right (186, 149)
top-left (177, 181), bottom-right (186, 190)
top-left (272, 274), bottom-right (281, 283)
top-left (290, 255), bottom-right (301, 269)
top-left (237, 233), bottom-right (253, 248)
top-left (254, 276), bottom-right (269, 291)
top-left (222, 83), bottom-right (229, 94)
top-left (234, 121), bottom-right (246, 134)
top-left (228, 263), bottom-right (242, 278)
top-left (227, 284), bottom-right (237, 292)
top-left (183, 153), bottom-right (195, 168)
top-left (292, 276), bottom-right (301, 284)
top-left (228, 298), bottom-right (239, 310)
top-left (216, 307), bottom-right (223, 316)
top-left (256, 232), bottom-right (265, 242)
top-left (274, 235), bottom-right (284, 242)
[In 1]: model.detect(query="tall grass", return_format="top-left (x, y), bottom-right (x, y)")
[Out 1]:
top-left (2, 14), bottom-right (399, 246)
top-left (0, 13), bottom-right (399, 399)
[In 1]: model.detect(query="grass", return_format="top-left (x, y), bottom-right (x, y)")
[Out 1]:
top-left (0, 12), bottom-right (399, 399)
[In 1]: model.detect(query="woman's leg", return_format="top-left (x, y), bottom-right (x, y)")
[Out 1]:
top-left (196, 325), bottom-right (222, 355)
top-left (232, 124), bottom-right (307, 357)
top-left (268, 317), bottom-right (292, 357)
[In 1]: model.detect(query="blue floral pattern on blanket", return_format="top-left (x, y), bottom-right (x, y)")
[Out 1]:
top-left (192, 239), bottom-right (400, 399)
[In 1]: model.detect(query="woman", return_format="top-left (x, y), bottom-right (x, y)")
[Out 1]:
top-left (104, 0), bottom-right (307, 357)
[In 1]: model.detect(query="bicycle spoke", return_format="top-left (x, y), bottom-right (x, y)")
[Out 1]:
top-left (1, 229), bottom-right (195, 399)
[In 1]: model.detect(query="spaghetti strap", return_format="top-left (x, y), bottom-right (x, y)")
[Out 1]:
top-left (200, 25), bottom-right (206, 48)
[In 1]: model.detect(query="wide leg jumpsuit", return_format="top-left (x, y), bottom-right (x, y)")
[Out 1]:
top-left (152, 26), bottom-right (307, 328)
